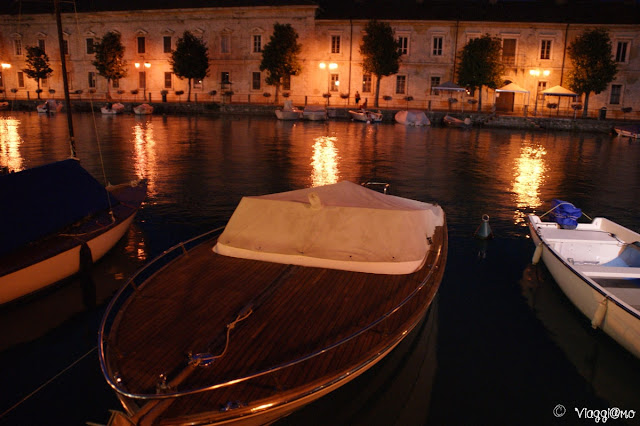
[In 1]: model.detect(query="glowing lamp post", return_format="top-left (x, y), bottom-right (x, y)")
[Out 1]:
top-left (135, 62), bottom-right (151, 100)
top-left (319, 62), bottom-right (337, 106)
top-left (530, 69), bottom-right (550, 116)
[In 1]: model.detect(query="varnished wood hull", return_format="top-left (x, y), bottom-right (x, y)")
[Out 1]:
top-left (100, 221), bottom-right (447, 425)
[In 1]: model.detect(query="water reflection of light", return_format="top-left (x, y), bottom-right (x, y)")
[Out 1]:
top-left (512, 143), bottom-right (547, 224)
top-left (133, 120), bottom-right (157, 196)
top-left (0, 117), bottom-right (24, 172)
top-left (311, 136), bottom-right (339, 186)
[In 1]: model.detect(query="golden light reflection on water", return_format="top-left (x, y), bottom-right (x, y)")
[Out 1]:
top-left (512, 143), bottom-right (547, 224)
top-left (0, 117), bottom-right (23, 172)
top-left (133, 119), bottom-right (158, 197)
top-left (311, 135), bottom-right (339, 186)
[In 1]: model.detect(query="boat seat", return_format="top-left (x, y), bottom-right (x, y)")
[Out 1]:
top-left (602, 243), bottom-right (640, 268)
top-left (573, 264), bottom-right (640, 279)
top-left (542, 228), bottom-right (620, 244)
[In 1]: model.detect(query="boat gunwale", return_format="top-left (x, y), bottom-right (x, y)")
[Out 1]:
top-left (528, 214), bottom-right (640, 320)
top-left (98, 222), bottom-right (446, 401)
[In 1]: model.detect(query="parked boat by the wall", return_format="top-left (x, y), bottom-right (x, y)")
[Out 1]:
top-left (302, 104), bottom-right (328, 121)
top-left (99, 181), bottom-right (447, 425)
top-left (395, 109), bottom-right (430, 126)
top-left (443, 114), bottom-right (471, 127)
top-left (349, 109), bottom-right (383, 123)
top-left (101, 102), bottom-right (125, 115)
top-left (275, 100), bottom-right (303, 120)
top-left (0, 159), bottom-right (147, 305)
top-left (614, 124), bottom-right (640, 139)
top-left (36, 99), bottom-right (63, 113)
top-left (133, 103), bottom-right (154, 115)
top-left (528, 200), bottom-right (640, 359)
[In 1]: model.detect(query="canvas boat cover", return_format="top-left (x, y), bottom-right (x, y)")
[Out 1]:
top-left (0, 159), bottom-right (118, 256)
top-left (550, 199), bottom-right (582, 229)
top-left (214, 181), bottom-right (445, 274)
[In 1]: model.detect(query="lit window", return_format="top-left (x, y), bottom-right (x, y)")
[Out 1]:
top-left (253, 35), bottom-right (261, 53)
top-left (0, 72), bottom-right (3, 87)
top-left (164, 72), bottom-right (172, 89)
top-left (540, 40), bottom-right (552, 60)
top-left (252, 72), bottom-right (261, 90)
top-left (396, 75), bottom-right (406, 94)
top-left (163, 36), bottom-right (171, 53)
top-left (609, 84), bottom-right (622, 104)
top-left (330, 73), bottom-right (339, 92)
top-left (362, 74), bottom-right (372, 93)
top-left (398, 36), bottom-right (408, 55)
top-left (137, 37), bottom-right (146, 54)
top-left (331, 35), bottom-right (340, 54)
top-left (615, 41), bottom-right (628, 63)
top-left (432, 37), bottom-right (443, 56)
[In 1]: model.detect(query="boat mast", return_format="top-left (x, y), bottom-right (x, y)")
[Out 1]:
top-left (54, 0), bottom-right (77, 158)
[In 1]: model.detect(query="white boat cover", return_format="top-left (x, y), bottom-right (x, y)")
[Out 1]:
top-left (214, 181), bottom-right (444, 274)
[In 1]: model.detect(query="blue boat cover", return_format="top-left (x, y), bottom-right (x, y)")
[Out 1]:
top-left (0, 159), bottom-right (118, 256)
top-left (549, 199), bottom-right (582, 229)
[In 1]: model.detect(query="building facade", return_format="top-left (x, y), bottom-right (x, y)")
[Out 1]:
top-left (0, 2), bottom-right (637, 118)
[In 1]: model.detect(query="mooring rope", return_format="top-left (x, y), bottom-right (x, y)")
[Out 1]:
top-left (0, 346), bottom-right (97, 419)
top-left (539, 201), bottom-right (593, 221)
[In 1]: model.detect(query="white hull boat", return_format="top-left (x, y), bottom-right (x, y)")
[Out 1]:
top-left (133, 103), bottom-right (154, 115)
top-left (395, 109), bottom-right (430, 126)
top-left (36, 99), bottom-right (63, 113)
top-left (303, 105), bottom-right (327, 121)
top-left (101, 102), bottom-right (125, 115)
top-left (528, 204), bottom-right (640, 359)
top-left (0, 160), bottom-right (147, 305)
top-left (349, 109), bottom-right (382, 123)
top-left (275, 100), bottom-right (303, 120)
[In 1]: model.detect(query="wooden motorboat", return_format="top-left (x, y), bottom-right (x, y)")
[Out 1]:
top-left (133, 103), bottom-right (154, 115)
top-left (0, 159), bottom-right (147, 305)
top-left (36, 99), bottom-right (63, 113)
top-left (302, 105), bottom-right (327, 121)
top-left (349, 109), bottom-right (383, 123)
top-left (528, 200), bottom-right (640, 359)
top-left (275, 100), bottom-right (303, 120)
top-left (395, 109), bottom-right (430, 126)
top-left (99, 181), bottom-right (447, 425)
top-left (443, 114), bottom-right (471, 127)
top-left (614, 124), bottom-right (640, 139)
top-left (101, 102), bottom-right (125, 115)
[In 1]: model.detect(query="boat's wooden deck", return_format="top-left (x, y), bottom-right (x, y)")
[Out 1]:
top-left (103, 224), bottom-right (446, 425)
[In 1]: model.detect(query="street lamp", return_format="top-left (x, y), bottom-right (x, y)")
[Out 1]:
top-left (319, 62), bottom-right (337, 105)
top-left (135, 62), bottom-right (151, 100)
top-left (530, 69), bottom-right (550, 116)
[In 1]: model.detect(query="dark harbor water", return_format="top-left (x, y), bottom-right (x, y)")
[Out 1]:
top-left (1, 111), bottom-right (639, 426)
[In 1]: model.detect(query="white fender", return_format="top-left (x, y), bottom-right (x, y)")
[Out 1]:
top-left (532, 243), bottom-right (543, 265)
top-left (591, 297), bottom-right (608, 329)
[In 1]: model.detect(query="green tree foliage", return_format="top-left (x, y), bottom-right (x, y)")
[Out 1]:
top-left (92, 31), bottom-right (127, 99)
top-left (360, 20), bottom-right (402, 108)
top-left (169, 31), bottom-right (210, 102)
top-left (566, 27), bottom-right (618, 118)
top-left (260, 23), bottom-right (302, 104)
top-left (456, 34), bottom-right (504, 112)
top-left (23, 46), bottom-right (53, 100)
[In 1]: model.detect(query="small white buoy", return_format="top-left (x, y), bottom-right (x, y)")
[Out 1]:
top-left (591, 297), bottom-right (608, 329)
top-left (474, 214), bottom-right (494, 240)
top-left (532, 243), bottom-right (543, 264)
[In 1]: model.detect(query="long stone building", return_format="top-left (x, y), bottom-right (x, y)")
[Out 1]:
top-left (0, 0), bottom-right (638, 118)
